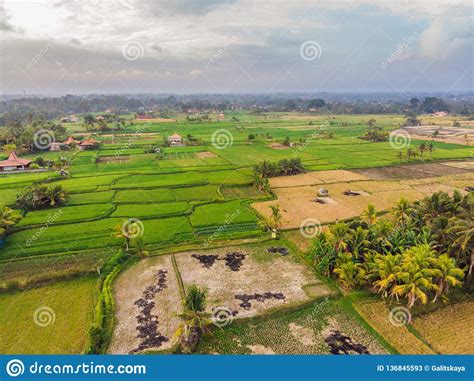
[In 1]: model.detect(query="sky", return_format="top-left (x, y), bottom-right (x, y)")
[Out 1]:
top-left (0, 0), bottom-right (472, 95)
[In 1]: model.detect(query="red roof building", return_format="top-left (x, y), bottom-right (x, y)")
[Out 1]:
top-left (0, 152), bottom-right (32, 171)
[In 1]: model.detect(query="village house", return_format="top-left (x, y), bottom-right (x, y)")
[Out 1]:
top-left (79, 138), bottom-right (99, 150)
top-left (60, 115), bottom-right (79, 123)
top-left (168, 133), bottom-right (184, 146)
top-left (50, 136), bottom-right (80, 151)
top-left (0, 151), bottom-right (32, 172)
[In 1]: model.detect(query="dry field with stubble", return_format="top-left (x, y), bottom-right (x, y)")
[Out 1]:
top-left (110, 243), bottom-right (334, 354)
top-left (252, 163), bottom-right (473, 229)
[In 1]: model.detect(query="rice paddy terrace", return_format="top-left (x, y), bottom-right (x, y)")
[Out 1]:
top-left (0, 112), bottom-right (473, 354)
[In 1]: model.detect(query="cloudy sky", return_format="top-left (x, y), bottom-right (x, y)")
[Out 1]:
top-left (0, 0), bottom-right (472, 95)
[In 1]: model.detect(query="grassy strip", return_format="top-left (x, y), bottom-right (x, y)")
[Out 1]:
top-left (171, 254), bottom-right (186, 303)
top-left (86, 250), bottom-right (137, 354)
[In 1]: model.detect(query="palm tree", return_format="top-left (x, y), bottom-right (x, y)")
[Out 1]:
top-left (393, 198), bottom-right (411, 225)
top-left (173, 285), bottom-right (210, 353)
top-left (333, 253), bottom-right (366, 290)
top-left (448, 215), bottom-right (474, 279)
top-left (362, 204), bottom-right (377, 225)
top-left (396, 151), bottom-right (403, 163)
top-left (391, 245), bottom-right (438, 308)
top-left (112, 223), bottom-right (131, 251)
top-left (270, 205), bottom-right (281, 229)
top-left (369, 253), bottom-right (402, 297)
top-left (2, 143), bottom-right (17, 154)
top-left (0, 207), bottom-right (22, 238)
top-left (328, 222), bottom-right (350, 253)
top-left (427, 143), bottom-right (434, 160)
top-left (432, 254), bottom-right (464, 302)
top-left (347, 226), bottom-right (370, 258)
top-left (418, 142), bottom-right (426, 160)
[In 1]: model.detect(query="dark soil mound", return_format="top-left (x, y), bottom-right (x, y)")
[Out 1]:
top-left (222, 252), bottom-right (246, 271)
top-left (267, 247), bottom-right (289, 256)
top-left (343, 190), bottom-right (361, 196)
top-left (130, 269), bottom-right (169, 353)
top-left (191, 254), bottom-right (219, 268)
top-left (325, 330), bottom-right (370, 355)
top-left (235, 292), bottom-right (285, 309)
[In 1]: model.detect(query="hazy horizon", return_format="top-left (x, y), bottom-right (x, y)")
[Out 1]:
top-left (1, 0), bottom-right (473, 95)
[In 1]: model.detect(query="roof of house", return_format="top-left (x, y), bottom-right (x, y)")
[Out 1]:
top-left (168, 133), bottom-right (182, 140)
top-left (64, 136), bottom-right (79, 145)
top-left (0, 152), bottom-right (32, 168)
top-left (80, 138), bottom-right (98, 146)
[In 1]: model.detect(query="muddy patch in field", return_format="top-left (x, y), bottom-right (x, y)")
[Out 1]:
top-left (354, 162), bottom-right (469, 180)
top-left (247, 344), bottom-right (275, 354)
top-left (235, 292), bottom-right (285, 309)
top-left (289, 323), bottom-right (316, 346)
top-left (109, 255), bottom-right (182, 354)
top-left (191, 252), bottom-right (246, 271)
top-left (130, 270), bottom-right (169, 354)
top-left (176, 246), bottom-right (330, 319)
top-left (97, 155), bottom-right (130, 163)
top-left (196, 151), bottom-right (217, 158)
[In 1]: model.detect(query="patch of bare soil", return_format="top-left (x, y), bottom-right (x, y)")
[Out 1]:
top-left (196, 151), bottom-right (217, 158)
top-left (235, 292), bottom-right (285, 309)
top-left (247, 344), bottom-right (275, 354)
top-left (353, 163), bottom-right (469, 180)
top-left (441, 161), bottom-right (474, 170)
top-left (109, 255), bottom-right (182, 354)
top-left (97, 156), bottom-right (130, 163)
top-left (269, 143), bottom-right (290, 150)
top-left (289, 323), bottom-right (316, 346)
top-left (320, 318), bottom-right (385, 355)
top-left (191, 252), bottom-right (246, 271)
top-left (130, 270), bottom-right (169, 354)
top-left (175, 246), bottom-right (328, 319)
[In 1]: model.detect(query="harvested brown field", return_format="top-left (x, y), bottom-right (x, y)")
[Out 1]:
top-left (109, 255), bottom-right (182, 354)
top-left (355, 300), bottom-right (433, 354)
top-left (111, 244), bottom-right (333, 353)
top-left (253, 197), bottom-right (359, 227)
top-left (400, 126), bottom-right (474, 146)
top-left (198, 299), bottom-right (388, 354)
top-left (269, 143), bottom-right (290, 150)
top-left (97, 156), bottom-right (130, 163)
top-left (353, 162), bottom-right (469, 180)
top-left (269, 172), bottom-right (323, 188)
top-left (411, 301), bottom-right (474, 354)
top-left (175, 245), bottom-right (332, 319)
top-left (135, 118), bottom-right (176, 123)
top-left (442, 160), bottom-right (474, 170)
top-left (253, 163), bottom-right (471, 229)
top-left (196, 151), bottom-right (217, 158)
